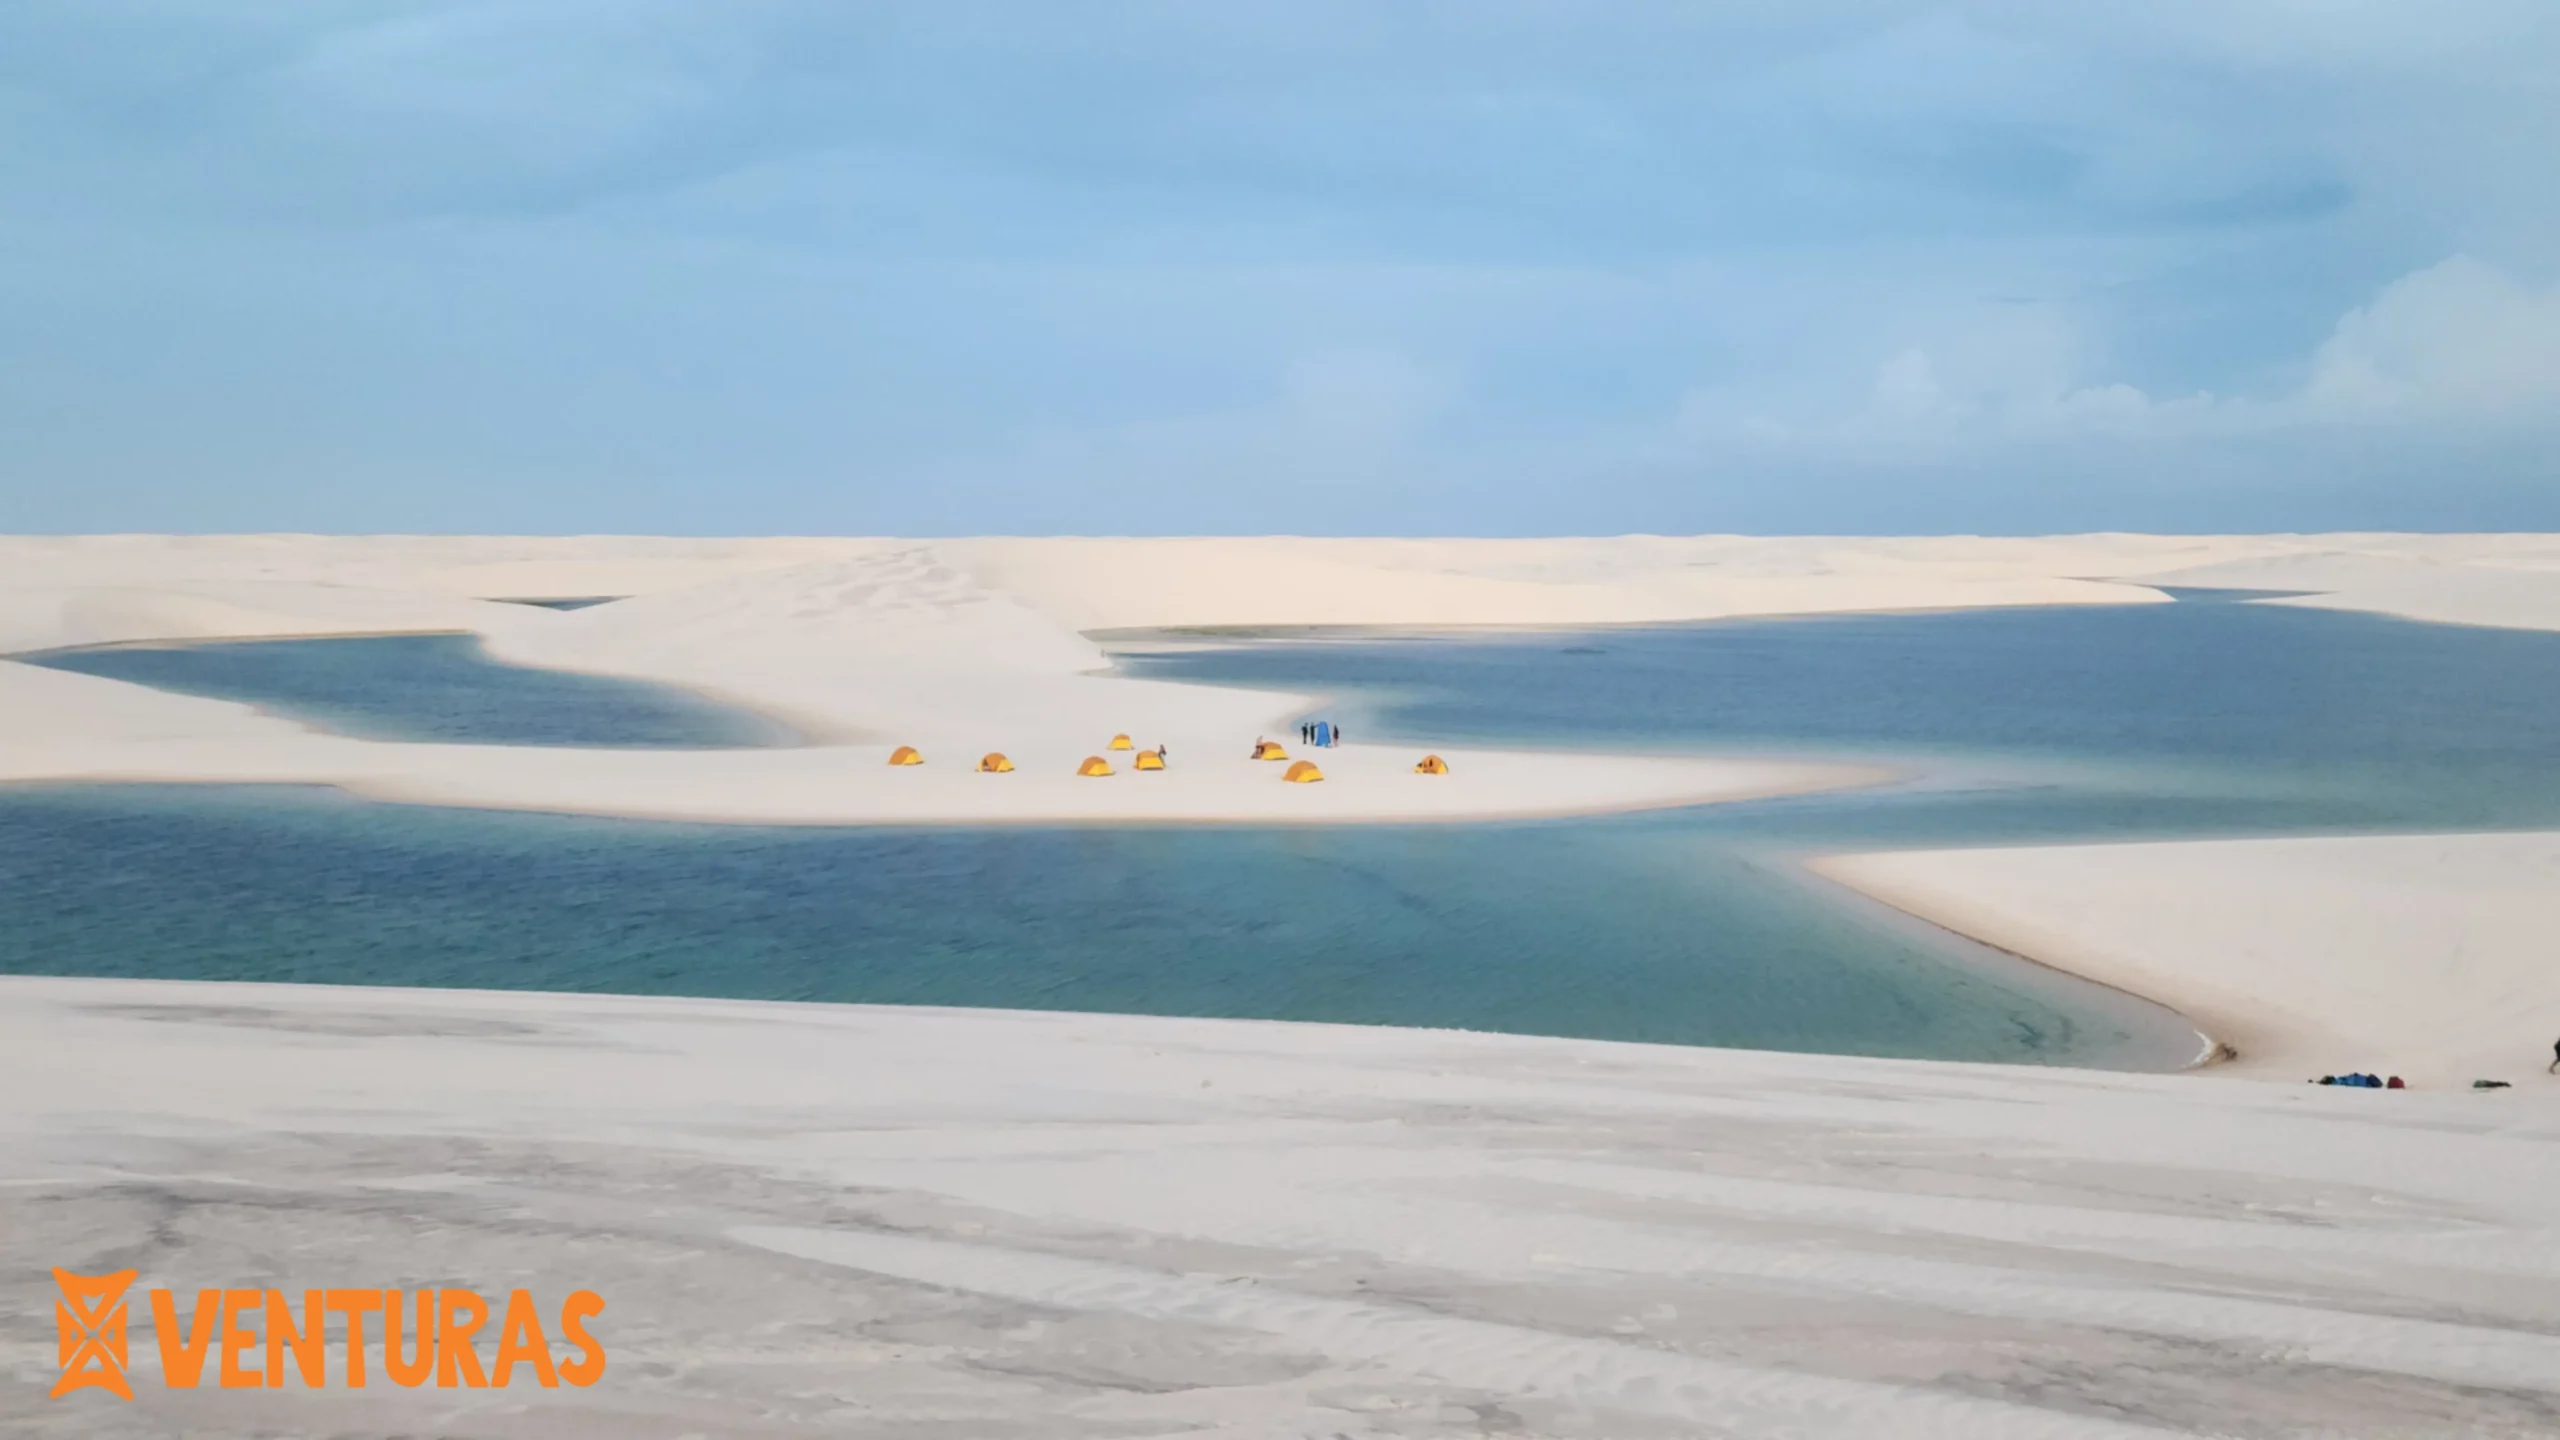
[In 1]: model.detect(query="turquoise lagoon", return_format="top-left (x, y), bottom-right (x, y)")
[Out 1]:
top-left (11, 598), bottom-right (2558, 1069)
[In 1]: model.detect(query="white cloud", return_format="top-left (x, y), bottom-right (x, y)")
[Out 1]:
top-left (1683, 255), bottom-right (2560, 461)
top-left (2299, 256), bottom-right (2560, 420)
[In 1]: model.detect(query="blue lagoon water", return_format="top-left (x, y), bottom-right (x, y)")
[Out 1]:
top-left (1117, 600), bottom-right (2560, 841)
top-left (28, 633), bottom-right (794, 748)
top-left (0, 784), bottom-right (2169, 1062)
top-left (10, 601), bottom-right (2556, 1069)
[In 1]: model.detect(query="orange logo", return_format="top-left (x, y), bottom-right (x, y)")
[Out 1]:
top-left (53, 1268), bottom-right (137, 1400)
top-left (44, 1279), bottom-right (604, 1400)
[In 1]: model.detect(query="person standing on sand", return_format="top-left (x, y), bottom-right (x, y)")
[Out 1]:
top-left (2549, 1038), bottom-right (2559, 1074)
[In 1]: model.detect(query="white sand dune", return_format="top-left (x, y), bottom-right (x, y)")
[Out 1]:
top-left (0, 604), bottom-right (1864, 829)
top-left (6, 976), bottom-right (2558, 1438)
top-left (2126, 537), bottom-right (2560, 632)
top-left (1816, 833), bottom-right (2560, 1088)
top-left (3, 531), bottom-right (2555, 828)
top-left (2, 538), bottom-right (1917, 825)
top-left (946, 534), bottom-right (2185, 630)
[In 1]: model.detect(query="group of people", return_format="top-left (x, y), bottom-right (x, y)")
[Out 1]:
top-left (1298, 720), bottom-right (1342, 747)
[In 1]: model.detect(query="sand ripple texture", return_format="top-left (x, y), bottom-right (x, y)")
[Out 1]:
top-left (9, 977), bottom-right (2560, 1438)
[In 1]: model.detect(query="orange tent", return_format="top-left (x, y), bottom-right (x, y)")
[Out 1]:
top-left (1282, 760), bottom-right (1324, 783)
top-left (1076, 755), bottom-right (1114, 777)
top-left (1251, 739), bottom-right (1289, 761)
top-left (1108, 733), bottom-right (1134, 751)
top-left (1413, 754), bottom-right (1448, 774)
top-left (1133, 749), bottom-right (1166, 770)
top-left (887, 745), bottom-right (923, 766)
top-left (978, 753), bottom-right (1014, 773)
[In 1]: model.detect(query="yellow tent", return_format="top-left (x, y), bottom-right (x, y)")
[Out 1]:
top-left (1282, 759), bottom-right (1324, 783)
top-left (887, 745), bottom-right (924, 766)
top-left (1077, 755), bottom-right (1114, 777)
top-left (1251, 739), bottom-right (1289, 761)
top-left (1108, 733), bottom-right (1134, 751)
top-left (978, 752), bottom-right (1014, 773)
top-left (1413, 754), bottom-right (1448, 774)
top-left (1133, 749), bottom-right (1166, 770)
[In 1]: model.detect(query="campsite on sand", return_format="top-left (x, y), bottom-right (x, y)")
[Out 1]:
top-left (7, 531), bottom-right (2560, 1437)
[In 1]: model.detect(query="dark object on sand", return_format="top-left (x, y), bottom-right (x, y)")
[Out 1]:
top-left (2474, 1079), bottom-right (2513, 1090)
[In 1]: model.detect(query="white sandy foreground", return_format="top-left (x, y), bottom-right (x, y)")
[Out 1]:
top-left (5, 976), bottom-right (2559, 1439)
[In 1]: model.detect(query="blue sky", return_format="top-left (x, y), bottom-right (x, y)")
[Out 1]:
top-left (2, 1), bottom-right (2555, 535)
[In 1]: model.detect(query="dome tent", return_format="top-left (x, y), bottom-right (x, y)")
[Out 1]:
top-left (1251, 740), bottom-right (1289, 761)
top-left (887, 746), bottom-right (923, 766)
top-left (1108, 733), bottom-right (1134, 750)
top-left (978, 753), bottom-right (1014, 773)
top-left (1076, 755), bottom-right (1114, 777)
top-left (1133, 749), bottom-right (1166, 770)
top-left (1413, 754), bottom-right (1448, 774)
top-left (1282, 760), bottom-right (1324, 783)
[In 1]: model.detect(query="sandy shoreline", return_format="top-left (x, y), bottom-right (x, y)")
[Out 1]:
top-left (2, 742), bottom-right (1890, 829)
top-left (1808, 854), bottom-right (2253, 1069)
top-left (1814, 834), bottom-right (2560, 1089)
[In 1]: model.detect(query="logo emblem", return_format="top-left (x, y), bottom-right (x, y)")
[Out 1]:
top-left (53, 1268), bottom-right (137, 1400)
top-left (53, 1265), bottom-right (138, 1393)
